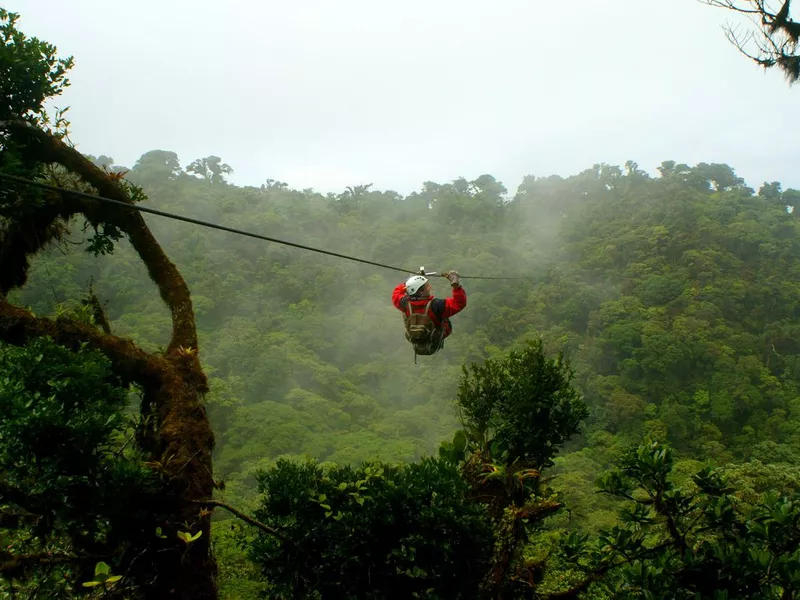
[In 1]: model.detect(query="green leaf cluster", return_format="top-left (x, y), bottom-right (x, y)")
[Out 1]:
top-left (456, 339), bottom-right (588, 469)
top-left (562, 439), bottom-right (800, 599)
top-left (0, 9), bottom-right (73, 126)
top-left (0, 338), bottom-right (168, 597)
top-left (247, 457), bottom-right (493, 599)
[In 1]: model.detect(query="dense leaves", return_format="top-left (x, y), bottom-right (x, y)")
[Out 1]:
top-left (0, 8), bottom-right (73, 125)
top-left (573, 439), bottom-right (800, 599)
top-left (456, 339), bottom-right (588, 469)
top-left (0, 337), bottom-right (168, 598)
top-left (248, 457), bottom-right (493, 599)
top-left (452, 341), bottom-right (586, 597)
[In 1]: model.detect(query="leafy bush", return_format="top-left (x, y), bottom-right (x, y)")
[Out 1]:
top-left (456, 339), bottom-right (588, 469)
top-left (247, 456), bottom-right (493, 599)
top-left (560, 440), bottom-right (800, 599)
top-left (0, 337), bottom-right (168, 597)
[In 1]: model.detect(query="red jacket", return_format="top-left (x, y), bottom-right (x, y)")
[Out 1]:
top-left (392, 282), bottom-right (467, 339)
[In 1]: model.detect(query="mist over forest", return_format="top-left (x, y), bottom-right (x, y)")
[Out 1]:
top-left (4, 2), bottom-right (800, 599)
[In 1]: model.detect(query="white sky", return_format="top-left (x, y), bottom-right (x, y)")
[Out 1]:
top-left (8, 0), bottom-right (799, 195)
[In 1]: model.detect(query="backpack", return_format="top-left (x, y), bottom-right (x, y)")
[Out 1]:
top-left (403, 298), bottom-right (444, 361)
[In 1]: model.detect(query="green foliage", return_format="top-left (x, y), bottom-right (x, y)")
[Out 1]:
top-left (456, 339), bottom-right (589, 469)
top-left (131, 150), bottom-right (185, 188)
top-left (0, 8), bottom-right (74, 215)
top-left (0, 337), bottom-right (168, 597)
top-left (562, 439), bottom-right (800, 599)
top-left (435, 342), bottom-right (586, 598)
top-left (213, 522), bottom-right (270, 599)
top-left (187, 155), bottom-right (234, 184)
top-left (247, 457), bottom-right (493, 599)
top-left (438, 429), bottom-right (468, 464)
top-left (85, 222), bottom-right (125, 256)
top-left (0, 338), bottom-right (126, 478)
top-left (81, 561), bottom-right (123, 589)
top-left (0, 8), bottom-right (74, 125)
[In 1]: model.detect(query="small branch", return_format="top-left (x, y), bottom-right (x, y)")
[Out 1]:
top-left (177, 450), bottom-right (203, 475)
top-left (115, 430), bottom-right (137, 456)
top-left (517, 499), bottom-right (562, 521)
top-left (544, 541), bottom-right (676, 599)
top-left (703, 0), bottom-right (774, 17)
top-left (595, 489), bottom-right (637, 502)
top-left (703, 0), bottom-right (800, 81)
top-left (83, 287), bottom-right (112, 335)
top-left (191, 500), bottom-right (295, 547)
top-left (651, 490), bottom-right (688, 557)
top-left (0, 299), bottom-right (165, 389)
top-left (0, 552), bottom-right (78, 576)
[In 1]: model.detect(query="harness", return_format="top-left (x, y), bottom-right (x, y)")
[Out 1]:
top-left (402, 296), bottom-right (446, 364)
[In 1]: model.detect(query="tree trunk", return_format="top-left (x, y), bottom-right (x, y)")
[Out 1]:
top-left (0, 120), bottom-right (219, 599)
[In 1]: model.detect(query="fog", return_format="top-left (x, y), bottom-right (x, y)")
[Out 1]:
top-left (8, 0), bottom-right (800, 195)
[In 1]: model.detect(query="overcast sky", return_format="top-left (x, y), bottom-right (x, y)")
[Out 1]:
top-left (9, 0), bottom-right (799, 195)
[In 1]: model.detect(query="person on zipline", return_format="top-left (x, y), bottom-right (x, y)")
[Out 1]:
top-left (392, 270), bottom-right (466, 359)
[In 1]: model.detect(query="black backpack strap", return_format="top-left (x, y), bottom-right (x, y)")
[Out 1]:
top-left (430, 298), bottom-right (445, 319)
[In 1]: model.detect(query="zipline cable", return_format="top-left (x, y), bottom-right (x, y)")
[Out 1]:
top-left (0, 173), bottom-right (411, 274)
top-left (0, 173), bottom-right (533, 281)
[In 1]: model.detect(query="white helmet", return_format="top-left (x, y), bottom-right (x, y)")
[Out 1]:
top-left (405, 275), bottom-right (428, 296)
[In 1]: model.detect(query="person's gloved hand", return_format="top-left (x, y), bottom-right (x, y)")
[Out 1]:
top-left (443, 270), bottom-right (461, 287)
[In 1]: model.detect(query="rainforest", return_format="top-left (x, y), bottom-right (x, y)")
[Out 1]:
top-left (3, 4), bottom-right (800, 600)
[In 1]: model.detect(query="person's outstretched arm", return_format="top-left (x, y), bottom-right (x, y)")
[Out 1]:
top-left (392, 282), bottom-right (407, 311)
top-left (441, 271), bottom-right (466, 317)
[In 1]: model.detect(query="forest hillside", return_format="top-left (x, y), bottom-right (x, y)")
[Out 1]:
top-left (13, 154), bottom-right (800, 514)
